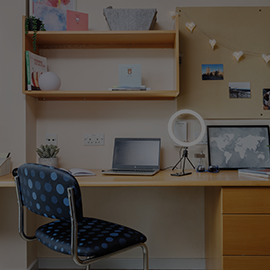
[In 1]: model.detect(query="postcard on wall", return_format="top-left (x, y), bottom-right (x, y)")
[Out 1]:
top-left (30, 0), bottom-right (76, 16)
top-left (263, 88), bottom-right (270, 110)
top-left (229, 82), bottom-right (251, 98)
top-left (202, 64), bottom-right (224, 80)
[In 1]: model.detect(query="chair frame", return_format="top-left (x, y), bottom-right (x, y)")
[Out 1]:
top-left (14, 173), bottom-right (149, 270)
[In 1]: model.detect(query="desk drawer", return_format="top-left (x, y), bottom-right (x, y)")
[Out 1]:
top-left (223, 187), bottom-right (270, 214)
top-left (223, 215), bottom-right (270, 255)
top-left (223, 256), bottom-right (270, 270)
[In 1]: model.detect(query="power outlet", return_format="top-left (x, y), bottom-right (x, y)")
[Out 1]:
top-left (45, 133), bottom-right (58, 146)
top-left (84, 133), bottom-right (104, 146)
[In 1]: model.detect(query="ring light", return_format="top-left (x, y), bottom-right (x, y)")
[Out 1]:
top-left (168, 109), bottom-right (206, 176)
top-left (168, 109), bottom-right (206, 147)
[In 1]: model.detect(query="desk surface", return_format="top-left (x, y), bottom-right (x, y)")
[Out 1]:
top-left (1, 169), bottom-right (270, 187)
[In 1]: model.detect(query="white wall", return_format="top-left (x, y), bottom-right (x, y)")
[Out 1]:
top-left (0, 1), bottom-right (26, 168)
top-left (1, 0), bottom-right (270, 269)
top-left (0, 2), bottom-right (29, 269)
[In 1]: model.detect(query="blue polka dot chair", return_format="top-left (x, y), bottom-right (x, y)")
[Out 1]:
top-left (13, 163), bottom-right (148, 270)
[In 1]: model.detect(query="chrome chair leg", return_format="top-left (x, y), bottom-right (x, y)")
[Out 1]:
top-left (84, 244), bottom-right (148, 270)
top-left (141, 243), bottom-right (149, 270)
top-left (14, 164), bottom-right (148, 270)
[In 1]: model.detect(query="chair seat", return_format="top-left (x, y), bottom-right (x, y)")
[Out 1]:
top-left (36, 217), bottom-right (147, 258)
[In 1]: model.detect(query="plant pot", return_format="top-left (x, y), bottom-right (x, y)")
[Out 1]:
top-left (28, 18), bottom-right (43, 31)
top-left (38, 158), bottom-right (58, 168)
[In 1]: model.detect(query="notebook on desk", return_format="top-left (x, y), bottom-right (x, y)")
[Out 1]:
top-left (102, 138), bottom-right (161, 176)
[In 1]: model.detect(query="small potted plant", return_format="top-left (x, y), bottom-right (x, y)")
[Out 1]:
top-left (36, 144), bottom-right (60, 167)
top-left (25, 16), bottom-right (46, 52)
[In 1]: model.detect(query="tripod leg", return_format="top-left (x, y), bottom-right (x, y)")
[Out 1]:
top-left (186, 157), bottom-right (195, 169)
top-left (176, 156), bottom-right (191, 176)
top-left (171, 148), bottom-right (193, 176)
top-left (172, 156), bottom-right (184, 170)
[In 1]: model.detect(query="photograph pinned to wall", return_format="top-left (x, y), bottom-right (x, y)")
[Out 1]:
top-left (30, 0), bottom-right (77, 16)
top-left (229, 82), bottom-right (250, 98)
top-left (263, 88), bottom-right (270, 110)
top-left (202, 64), bottom-right (224, 80)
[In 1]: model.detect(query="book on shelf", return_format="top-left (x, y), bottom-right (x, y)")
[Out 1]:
top-left (25, 51), bottom-right (47, 90)
top-left (118, 64), bottom-right (141, 88)
top-left (108, 86), bottom-right (151, 91)
top-left (238, 168), bottom-right (270, 178)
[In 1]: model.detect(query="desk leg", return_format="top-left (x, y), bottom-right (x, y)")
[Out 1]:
top-left (205, 187), bottom-right (222, 270)
top-left (0, 188), bottom-right (28, 269)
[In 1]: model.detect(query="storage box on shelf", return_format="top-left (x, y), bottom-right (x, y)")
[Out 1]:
top-left (103, 8), bottom-right (157, 31)
top-left (22, 16), bottom-right (180, 101)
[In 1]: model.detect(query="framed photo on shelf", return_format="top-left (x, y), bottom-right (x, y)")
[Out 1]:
top-left (29, 0), bottom-right (77, 16)
top-left (207, 125), bottom-right (270, 169)
top-left (29, 0), bottom-right (78, 31)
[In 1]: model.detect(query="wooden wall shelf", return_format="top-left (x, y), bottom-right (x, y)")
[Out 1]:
top-left (22, 16), bottom-right (179, 101)
top-left (24, 90), bottom-right (179, 101)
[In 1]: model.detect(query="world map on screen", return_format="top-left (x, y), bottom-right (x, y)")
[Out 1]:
top-left (208, 127), bottom-right (270, 168)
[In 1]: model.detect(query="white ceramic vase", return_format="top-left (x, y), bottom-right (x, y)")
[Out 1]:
top-left (39, 72), bottom-right (61, 91)
top-left (39, 157), bottom-right (58, 168)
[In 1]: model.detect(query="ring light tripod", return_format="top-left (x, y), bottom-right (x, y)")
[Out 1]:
top-left (167, 109), bottom-right (206, 176)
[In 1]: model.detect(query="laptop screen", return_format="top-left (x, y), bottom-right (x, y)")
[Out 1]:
top-left (112, 138), bottom-right (161, 169)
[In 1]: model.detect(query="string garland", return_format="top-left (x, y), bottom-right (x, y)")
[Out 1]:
top-left (170, 10), bottom-right (270, 63)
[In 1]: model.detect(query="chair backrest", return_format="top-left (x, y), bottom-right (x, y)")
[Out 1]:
top-left (15, 163), bottom-right (83, 221)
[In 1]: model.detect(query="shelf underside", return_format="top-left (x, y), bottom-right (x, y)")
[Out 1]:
top-left (27, 30), bottom-right (176, 49)
top-left (24, 90), bottom-right (179, 101)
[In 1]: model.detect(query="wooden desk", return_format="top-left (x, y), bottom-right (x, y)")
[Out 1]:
top-left (2, 169), bottom-right (270, 187)
top-left (2, 170), bottom-right (270, 270)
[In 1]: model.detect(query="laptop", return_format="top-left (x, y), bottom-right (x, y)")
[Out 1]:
top-left (102, 138), bottom-right (161, 176)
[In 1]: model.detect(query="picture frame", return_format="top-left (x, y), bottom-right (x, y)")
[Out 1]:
top-left (29, 0), bottom-right (77, 16)
top-left (207, 125), bottom-right (270, 169)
